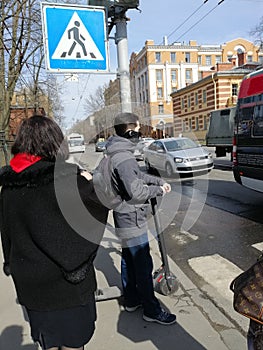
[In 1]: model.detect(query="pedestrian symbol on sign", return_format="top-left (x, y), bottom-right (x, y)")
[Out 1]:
top-left (52, 12), bottom-right (103, 61)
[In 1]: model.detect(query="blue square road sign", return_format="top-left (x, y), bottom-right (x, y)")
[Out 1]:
top-left (41, 3), bottom-right (109, 73)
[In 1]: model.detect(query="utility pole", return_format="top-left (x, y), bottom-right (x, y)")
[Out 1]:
top-left (88, 1), bottom-right (139, 113)
top-left (115, 17), bottom-right (131, 113)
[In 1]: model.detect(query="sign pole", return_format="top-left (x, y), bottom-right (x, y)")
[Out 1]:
top-left (115, 18), bottom-right (132, 113)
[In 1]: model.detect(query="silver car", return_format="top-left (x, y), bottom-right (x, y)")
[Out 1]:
top-left (144, 137), bottom-right (214, 177)
top-left (134, 137), bottom-right (154, 160)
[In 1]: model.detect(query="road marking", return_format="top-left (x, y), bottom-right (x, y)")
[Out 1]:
top-left (188, 254), bottom-right (242, 301)
top-left (252, 242), bottom-right (263, 252)
top-left (171, 229), bottom-right (199, 245)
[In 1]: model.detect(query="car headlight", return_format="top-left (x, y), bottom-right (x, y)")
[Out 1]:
top-left (208, 153), bottom-right (213, 159)
top-left (174, 157), bottom-right (183, 163)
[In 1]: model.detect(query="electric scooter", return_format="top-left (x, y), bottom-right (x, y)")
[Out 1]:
top-left (151, 197), bottom-right (179, 296)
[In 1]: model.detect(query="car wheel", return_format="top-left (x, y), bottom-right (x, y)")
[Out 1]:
top-left (165, 163), bottom-right (173, 177)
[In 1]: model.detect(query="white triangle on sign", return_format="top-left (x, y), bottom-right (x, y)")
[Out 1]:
top-left (52, 12), bottom-right (104, 60)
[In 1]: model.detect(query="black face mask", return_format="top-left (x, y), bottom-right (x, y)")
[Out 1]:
top-left (123, 130), bottom-right (140, 143)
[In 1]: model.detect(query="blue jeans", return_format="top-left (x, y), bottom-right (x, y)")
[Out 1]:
top-left (121, 233), bottom-right (162, 317)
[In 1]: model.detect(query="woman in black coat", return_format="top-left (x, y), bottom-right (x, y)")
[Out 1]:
top-left (0, 115), bottom-right (108, 350)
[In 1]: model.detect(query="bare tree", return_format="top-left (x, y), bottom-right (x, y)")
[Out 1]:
top-left (84, 84), bottom-right (107, 115)
top-left (250, 16), bottom-right (263, 46)
top-left (0, 0), bottom-right (44, 134)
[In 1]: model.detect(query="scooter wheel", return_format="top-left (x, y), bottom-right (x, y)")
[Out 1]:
top-left (153, 269), bottom-right (179, 296)
top-left (159, 274), bottom-right (179, 296)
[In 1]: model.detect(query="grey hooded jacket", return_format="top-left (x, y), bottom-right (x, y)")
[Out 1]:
top-left (106, 135), bottom-right (165, 239)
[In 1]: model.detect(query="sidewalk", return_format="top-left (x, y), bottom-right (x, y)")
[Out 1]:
top-left (0, 218), bottom-right (247, 350)
top-left (88, 215), bottom-right (247, 350)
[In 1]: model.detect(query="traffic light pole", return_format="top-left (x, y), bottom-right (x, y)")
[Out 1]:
top-left (115, 17), bottom-right (132, 113)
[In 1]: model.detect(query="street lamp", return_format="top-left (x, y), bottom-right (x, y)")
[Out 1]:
top-left (158, 119), bottom-right (166, 138)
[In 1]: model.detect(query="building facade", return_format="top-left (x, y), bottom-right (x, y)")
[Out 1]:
top-left (171, 62), bottom-right (259, 142)
top-left (129, 37), bottom-right (263, 137)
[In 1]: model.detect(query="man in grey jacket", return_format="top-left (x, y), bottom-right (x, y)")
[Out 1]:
top-left (106, 112), bottom-right (176, 325)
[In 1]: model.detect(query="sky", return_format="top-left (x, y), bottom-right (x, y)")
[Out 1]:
top-left (58, 0), bottom-right (263, 128)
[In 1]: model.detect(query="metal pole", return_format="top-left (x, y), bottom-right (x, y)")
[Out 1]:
top-left (115, 18), bottom-right (132, 113)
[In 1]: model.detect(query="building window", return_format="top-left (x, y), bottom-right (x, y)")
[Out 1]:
top-left (181, 98), bottom-right (185, 109)
top-left (138, 77), bottom-right (141, 90)
top-left (188, 118), bottom-right (192, 130)
top-left (195, 92), bottom-right (198, 105)
top-left (198, 55), bottom-right (202, 64)
top-left (145, 72), bottom-right (148, 86)
top-left (227, 55), bottom-right (232, 62)
top-left (155, 52), bottom-right (161, 63)
top-left (204, 115), bottom-right (208, 130)
top-left (158, 104), bottom-right (164, 114)
top-left (185, 52), bottom-right (190, 63)
top-left (171, 52), bottom-right (176, 63)
top-left (145, 89), bottom-right (148, 103)
top-left (259, 56), bottom-right (263, 64)
top-left (157, 87), bottom-right (163, 99)
top-left (247, 55), bottom-right (253, 62)
top-left (187, 96), bottom-right (191, 108)
top-left (185, 69), bottom-right (192, 81)
top-left (195, 117), bottom-right (199, 130)
top-left (171, 69), bottom-right (176, 82)
top-left (203, 89), bottom-right (207, 103)
top-left (205, 55), bottom-right (212, 66)
top-left (232, 83), bottom-right (238, 96)
top-left (215, 55), bottom-right (222, 63)
top-left (141, 75), bottom-right (144, 88)
top-left (156, 69), bottom-right (163, 82)
top-left (171, 86), bottom-right (177, 93)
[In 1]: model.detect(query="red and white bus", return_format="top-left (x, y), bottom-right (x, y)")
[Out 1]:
top-left (233, 68), bottom-right (263, 192)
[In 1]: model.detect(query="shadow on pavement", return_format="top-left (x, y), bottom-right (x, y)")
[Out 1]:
top-left (117, 309), bottom-right (207, 350)
top-left (94, 242), bottom-right (122, 288)
top-left (0, 325), bottom-right (38, 350)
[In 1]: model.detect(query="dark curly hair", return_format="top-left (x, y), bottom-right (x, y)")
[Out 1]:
top-left (11, 115), bottom-right (69, 161)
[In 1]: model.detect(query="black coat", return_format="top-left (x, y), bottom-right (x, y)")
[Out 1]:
top-left (0, 160), bottom-right (108, 311)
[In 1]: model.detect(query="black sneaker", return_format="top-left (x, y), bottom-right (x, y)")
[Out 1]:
top-left (143, 310), bottom-right (176, 325)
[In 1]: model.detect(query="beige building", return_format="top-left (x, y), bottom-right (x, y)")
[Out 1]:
top-left (129, 37), bottom-right (263, 137)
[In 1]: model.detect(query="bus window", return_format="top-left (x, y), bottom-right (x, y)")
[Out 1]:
top-left (237, 106), bottom-right (254, 136)
top-left (253, 104), bottom-right (263, 137)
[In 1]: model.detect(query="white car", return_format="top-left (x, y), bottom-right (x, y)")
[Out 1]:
top-left (144, 137), bottom-right (214, 177)
top-left (134, 137), bottom-right (154, 160)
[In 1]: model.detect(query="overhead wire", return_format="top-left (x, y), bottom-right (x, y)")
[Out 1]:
top-left (174, 0), bottom-right (225, 42)
top-left (141, 0), bottom-right (225, 70)
top-left (72, 74), bottom-right (91, 119)
top-left (166, 0), bottom-right (209, 41)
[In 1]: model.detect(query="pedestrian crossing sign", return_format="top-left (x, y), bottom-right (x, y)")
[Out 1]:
top-left (41, 3), bottom-right (109, 73)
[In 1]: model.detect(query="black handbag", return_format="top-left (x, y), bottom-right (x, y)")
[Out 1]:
top-left (230, 255), bottom-right (263, 325)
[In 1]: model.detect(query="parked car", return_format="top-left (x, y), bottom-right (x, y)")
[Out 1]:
top-left (134, 137), bottom-right (154, 160)
top-left (95, 141), bottom-right (107, 152)
top-left (143, 137), bottom-right (214, 177)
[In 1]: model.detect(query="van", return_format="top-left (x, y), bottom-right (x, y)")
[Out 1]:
top-left (67, 133), bottom-right (85, 153)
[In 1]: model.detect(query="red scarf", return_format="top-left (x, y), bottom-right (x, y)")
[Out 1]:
top-left (10, 153), bottom-right (42, 173)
